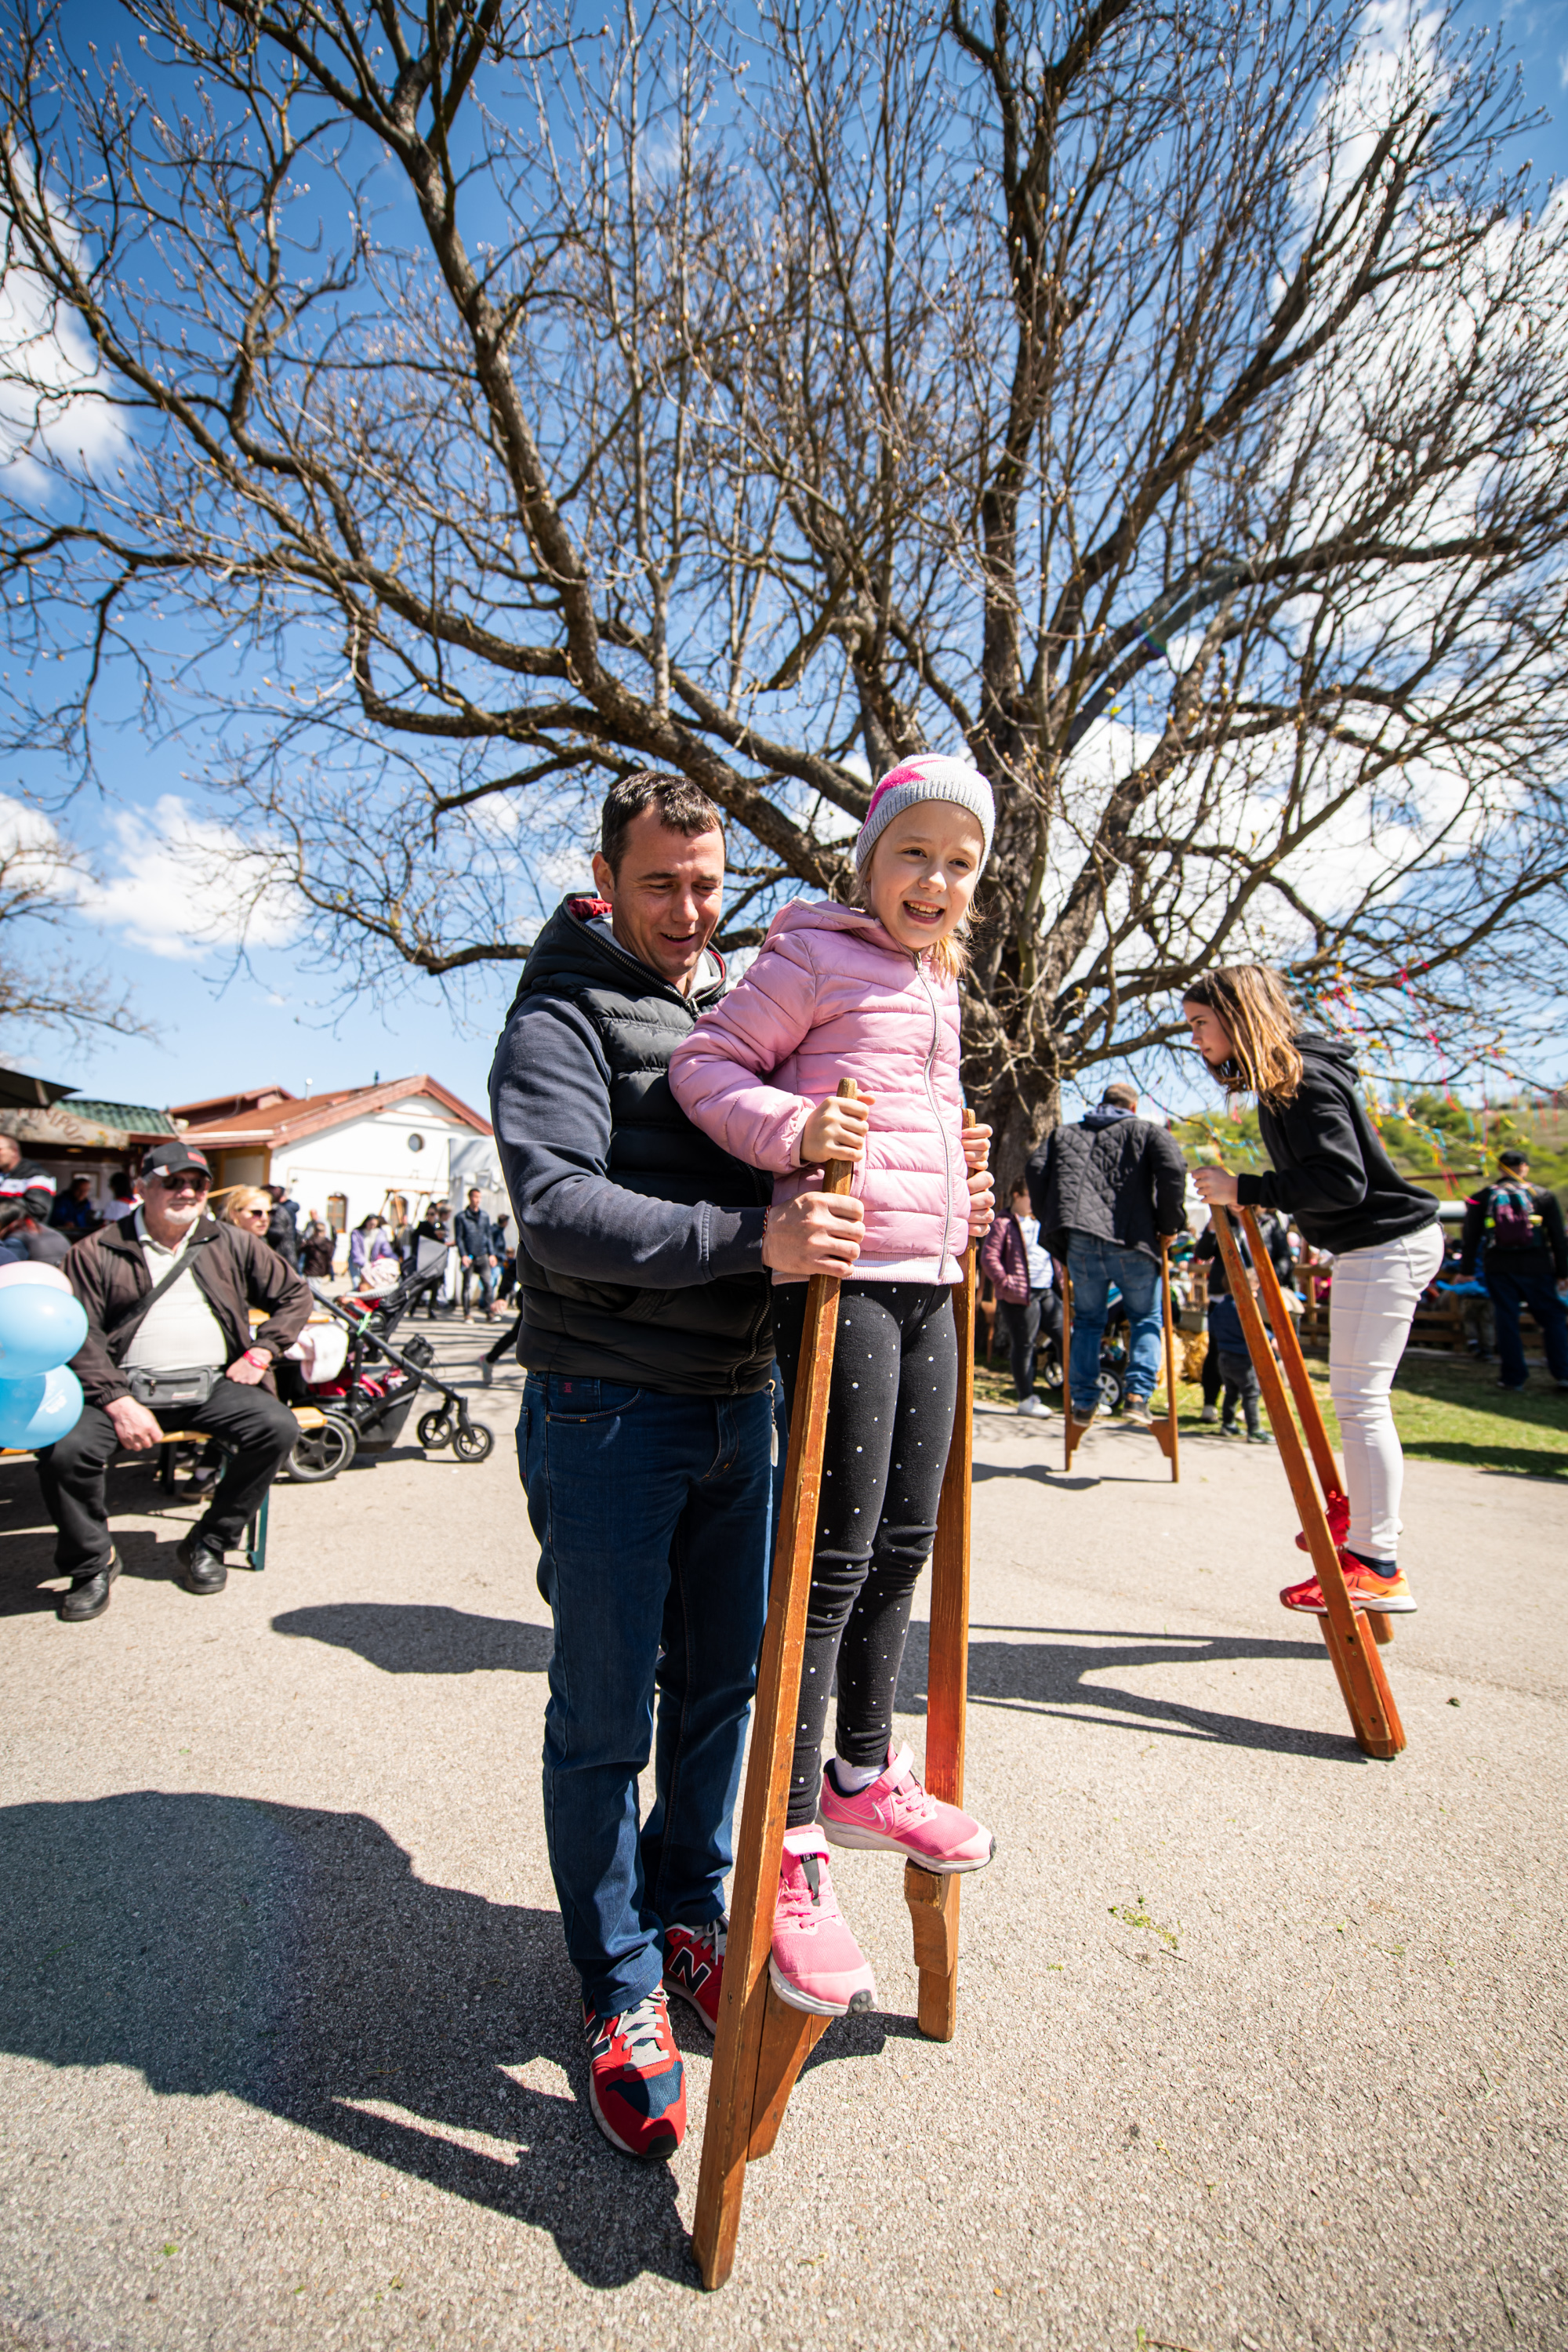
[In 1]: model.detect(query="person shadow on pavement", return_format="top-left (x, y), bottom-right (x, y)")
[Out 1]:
top-left (0, 1792), bottom-right (691, 2289)
top-left (270, 1602), bottom-right (555, 1676)
top-left (896, 1618), bottom-right (1358, 1759)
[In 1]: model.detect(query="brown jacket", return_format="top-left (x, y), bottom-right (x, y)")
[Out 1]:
top-left (64, 1213), bottom-right (311, 1408)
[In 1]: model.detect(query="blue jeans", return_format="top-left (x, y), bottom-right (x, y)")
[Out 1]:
top-left (1067, 1236), bottom-right (1163, 1414)
top-left (517, 1373), bottom-right (774, 2016)
top-left (1485, 1266), bottom-right (1568, 1388)
top-left (462, 1258), bottom-right (499, 1313)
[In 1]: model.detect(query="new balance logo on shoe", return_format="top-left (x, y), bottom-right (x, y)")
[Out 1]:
top-left (663, 1918), bottom-right (726, 2036)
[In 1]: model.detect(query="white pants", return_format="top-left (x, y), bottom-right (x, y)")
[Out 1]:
top-left (1327, 1222), bottom-right (1443, 1559)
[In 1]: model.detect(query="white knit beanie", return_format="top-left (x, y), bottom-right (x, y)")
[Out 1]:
top-left (855, 754), bottom-right (995, 880)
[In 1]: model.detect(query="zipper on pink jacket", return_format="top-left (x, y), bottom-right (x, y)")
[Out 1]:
top-left (915, 956), bottom-right (955, 1276)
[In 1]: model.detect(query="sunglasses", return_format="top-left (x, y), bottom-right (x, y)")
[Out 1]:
top-left (151, 1172), bottom-right (210, 1192)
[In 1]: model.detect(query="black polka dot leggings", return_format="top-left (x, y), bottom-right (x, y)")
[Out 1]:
top-left (771, 1279), bottom-right (959, 1831)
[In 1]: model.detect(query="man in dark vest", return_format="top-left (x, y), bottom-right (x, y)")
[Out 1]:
top-left (489, 771), bottom-right (862, 2163)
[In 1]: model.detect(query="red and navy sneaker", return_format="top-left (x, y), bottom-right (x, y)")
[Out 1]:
top-left (663, 1916), bottom-right (726, 2035)
top-left (582, 1986), bottom-right (685, 2160)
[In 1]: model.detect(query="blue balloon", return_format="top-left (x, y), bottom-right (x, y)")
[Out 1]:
top-left (0, 1374), bottom-right (45, 1446)
top-left (0, 1284), bottom-right (88, 1378)
top-left (0, 1364), bottom-right (82, 1449)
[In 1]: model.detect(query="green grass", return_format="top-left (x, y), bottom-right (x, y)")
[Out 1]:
top-left (976, 1345), bottom-right (1568, 1481)
top-left (1298, 1352), bottom-right (1568, 1483)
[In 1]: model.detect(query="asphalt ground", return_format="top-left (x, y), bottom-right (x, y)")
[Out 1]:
top-left (1, 1320), bottom-right (1563, 2351)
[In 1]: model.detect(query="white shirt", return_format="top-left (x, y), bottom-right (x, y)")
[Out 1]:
top-left (1016, 1213), bottom-right (1053, 1291)
top-left (122, 1211), bottom-right (229, 1373)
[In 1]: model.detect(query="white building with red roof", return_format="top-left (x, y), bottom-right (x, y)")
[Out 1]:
top-left (171, 1076), bottom-right (498, 1234)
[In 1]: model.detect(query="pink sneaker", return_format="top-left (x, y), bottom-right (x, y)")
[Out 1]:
top-left (818, 1744), bottom-right (995, 1875)
top-left (769, 1832), bottom-right (877, 2018)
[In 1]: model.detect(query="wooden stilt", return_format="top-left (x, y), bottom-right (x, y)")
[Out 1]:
top-left (695, 1092), bottom-right (988, 2286)
top-left (1211, 1208), bottom-right (1404, 1759)
top-left (1239, 1208), bottom-right (1397, 1674)
top-left (1147, 1235), bottom-right (1181, 1482)
top-left (693, 1082), bottom-right (859, 2292)
top-left (1059, 1272), bottom-right (1094, 1470)
top-left (903, 1111), bottom-right (978, 2042)
top-left (746, 1990), bottom-right (829, 2160)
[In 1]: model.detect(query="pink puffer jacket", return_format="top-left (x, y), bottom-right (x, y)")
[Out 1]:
top-left (668, 899), bottom-right (968, 1283)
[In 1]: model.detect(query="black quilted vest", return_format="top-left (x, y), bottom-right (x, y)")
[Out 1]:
top-left (503, 902), bottom-right (773, 1395)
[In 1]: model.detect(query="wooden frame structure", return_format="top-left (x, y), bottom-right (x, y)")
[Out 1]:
top-left (1060, 1237), bottom-right (1180, 1481)
top-left (693, 1094), bottom-right (978, 2291)
top-left (1212, 1206), bottom-right (1403, 1755)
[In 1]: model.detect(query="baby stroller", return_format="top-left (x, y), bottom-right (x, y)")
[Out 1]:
top-left (282, 1261), bottom-right (495, 1481)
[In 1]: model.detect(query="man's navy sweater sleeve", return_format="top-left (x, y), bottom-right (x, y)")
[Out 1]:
top-left (491, 994), bottom-right (766, 1287)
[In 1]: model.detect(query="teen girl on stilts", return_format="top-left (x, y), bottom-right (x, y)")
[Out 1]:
top-left (670, 756), bottom-right (997, 2017)
top-left (1183, 964), bottom-right (1443, 1614)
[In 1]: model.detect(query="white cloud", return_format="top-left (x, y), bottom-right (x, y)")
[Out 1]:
top-left (0, 167), bottom-right (130, 492)
top-left (0, 792), bottom-right (78, 896)
top-left (74, 795), bottom-right (303, 960)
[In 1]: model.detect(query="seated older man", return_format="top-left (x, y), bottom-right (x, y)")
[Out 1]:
top-left (38, 1139), bottom-right (310, 1623)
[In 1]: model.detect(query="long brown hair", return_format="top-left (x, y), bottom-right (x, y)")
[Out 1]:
top-left (1182, 964), bottom-right (1304, 1109)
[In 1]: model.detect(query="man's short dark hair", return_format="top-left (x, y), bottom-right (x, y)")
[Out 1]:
top-left (1499, 1149), bottom-right (1530, 1171)
top-left (1102, 1081), bottom-right (1139, 1111)
top-left (601, 771), bottom-right (724, 877)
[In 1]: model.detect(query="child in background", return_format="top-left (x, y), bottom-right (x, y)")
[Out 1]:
top-left (1203, 1258), bottom-right (1271, 1443)
top-left (670, 755), bottom-right (997, 2017)
top-left (1194, 1219), bottom-right (1274, 1443)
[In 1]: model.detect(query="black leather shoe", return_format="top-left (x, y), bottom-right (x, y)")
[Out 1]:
top-left (58, 1548), bottom-right (120, 1623)
top-left (176, 1530), bottom-right (228, 1595)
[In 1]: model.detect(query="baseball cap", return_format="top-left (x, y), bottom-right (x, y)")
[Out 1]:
top-left (140, 1138), bottom-right (213, 1181)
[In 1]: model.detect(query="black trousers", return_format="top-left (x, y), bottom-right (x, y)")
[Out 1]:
top-left (37, 1381), bottom-right (299, 1578)
top-left (772, 1280), bottom-right (958, 1830)
top-left (996, 1289), bottom-right (1062, 1399)
top-left (1217, 1348), bottom-right (1261, 1434)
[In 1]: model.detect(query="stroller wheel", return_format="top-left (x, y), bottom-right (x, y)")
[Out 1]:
top-left (417, 1407), bottom-right (456, 1451)
top-left (452, 1420), bottom-right (495, 1464)
top-left (287, 1414), bottom-right (358, 1483)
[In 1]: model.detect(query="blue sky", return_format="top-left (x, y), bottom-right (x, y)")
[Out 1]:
top-left (9, 0), bottom-right (1567, 1121)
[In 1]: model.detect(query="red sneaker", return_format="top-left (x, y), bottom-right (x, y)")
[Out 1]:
top-left (1280, 1557), bottom-right (1416, 1614)
top-left (662, 1917), bottom-right (725, 2036)
top-left (1294, 1489), bottom-right (1352, 1552)
top-left (583, 1987), bottom-right (685, 2160)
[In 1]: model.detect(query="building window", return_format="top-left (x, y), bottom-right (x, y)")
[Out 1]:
top-left (408, 1133), bottom-right (425, 1153)
top-left (326, 1193), bottom-right (348, 1234)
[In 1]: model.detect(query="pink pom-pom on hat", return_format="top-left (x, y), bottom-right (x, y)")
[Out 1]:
top-left (855, 754), bottom-right (995, 880)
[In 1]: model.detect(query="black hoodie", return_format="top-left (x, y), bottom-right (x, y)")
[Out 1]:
top-left (1234, 1031), bottom-right (1438, 1254)
top-left (488, 898), bottom-right (772, 1396)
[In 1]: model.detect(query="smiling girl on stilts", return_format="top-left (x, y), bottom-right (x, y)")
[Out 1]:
top-left (670, 756), bottom-right (997, 2017)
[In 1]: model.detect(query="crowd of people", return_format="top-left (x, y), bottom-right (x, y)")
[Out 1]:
top-left (13, 758), bottom-right (1567, 2175)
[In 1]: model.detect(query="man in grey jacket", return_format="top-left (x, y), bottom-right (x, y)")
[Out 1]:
top-left (489, 769), bottom-right (861, 2163)
top-left (1027, 1082), bottom-right (1188, 1427)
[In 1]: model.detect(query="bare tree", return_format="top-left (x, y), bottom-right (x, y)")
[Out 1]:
top-left (0, 801), bottom-right (145, 1042)
top-left (4, 0), bottom-right (1566, 1173)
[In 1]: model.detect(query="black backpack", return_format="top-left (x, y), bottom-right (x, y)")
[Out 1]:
top-left (1486, 1184), bottom-right (1539, 1252)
